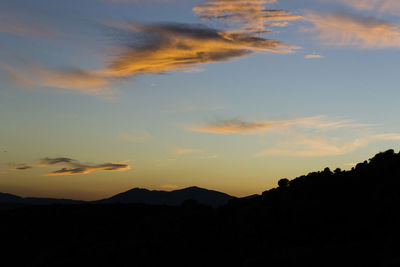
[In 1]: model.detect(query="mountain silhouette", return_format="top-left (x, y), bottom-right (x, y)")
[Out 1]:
top-left (0, 192), bottom-right (22, 203)
top-left (2, 150), bottom-right (400, 266)
top-left (96, 186), bottom-right (234, 207)
top-left (0, 186), bottom-right (234, 207)
top-left (0, 193), bottom-right (84, 206)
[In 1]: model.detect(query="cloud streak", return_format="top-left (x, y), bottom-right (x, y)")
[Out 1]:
top-left (190, 116), bottom-right (370, 134)
top-left (191, 115), bottom-right (398, 157)
top-left (160, 184), bottom-right (179, 189)
top-left (256, 134), bottom-right (400, 157)
top-left (334, 0), bottom-right (400, 16)
top-left (39, 157), bottom-right (130, 176)
top-left (104, 0), bottom-right (180, 3)
top-left (304, 11), bottom-right (400, 49)
top-left (0, 62), bottom-right (113, 95)
top-left (39, 157), bottom-right (75, 166)
top-left (0, 10), bottom-right (58, 38)
top-left (46, 164), bottom-right (130, 176)
top-left (11, 165), bottom-right (32, 171)
top-left (305, 54), bottom-right (324, 59)
top-left (193, 0), bottom-right (301, 33)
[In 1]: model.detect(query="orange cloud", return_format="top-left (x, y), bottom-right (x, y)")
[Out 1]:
top-left (104, 23), bottom-right (297, 78)
top-left (100, 1), bottom-right (299, 79)
top-left (305, 54), bottom-right (324, 59)
top-left (193, 118), bottom-right (273, 134)
top-left (193, 0), bottom-right (301, 33)
top-left (304, 11), bottom-right (400, 49)
top-left (190, 116), bottom-right (369, 134)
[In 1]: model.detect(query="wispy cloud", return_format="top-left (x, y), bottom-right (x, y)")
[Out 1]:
top-left (46, 164), bottom-right (130, 176)
top-left (0, 61), bottom-right (113, 95)
top-left (202, 154), bottom-right (218, 159)
top-left (192, 118), bottom-right (274, 134)
top-left (1, 0), bottom-right (300, 94)
top-left (193, 0), bottom-right (301, 33)
top-left (0, 10), bottom-right (58, 38)
top-left (256, 134), bottom-right (400, 157)
top-left (162, 102), bottom-right (225, 113)
top-left (305, 54), bottom-right (324, 59)
top-left (334, 0), bottom-right (400, 16)
top-left (175, 148), bottom-right (203, 155)
top-left (39, 157), bottom-right (130, 176)
top-left (191, 115), bottom-right (397, 157)
top-left (102, 0), bottom-right (178, 3)
top-left (303, 11), bottom-right (400, 49)
top-left (190, 116), bottom-right (370, 134)
top-left (104, 0), bottom-right (180, 3)
top-left (160, 184), bottom-right (179, 189)
top-left (39, 157), bottom-right (75, 166)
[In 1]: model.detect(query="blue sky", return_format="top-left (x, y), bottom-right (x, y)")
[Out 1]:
top-left (1, 0), bottom-right (400, 200)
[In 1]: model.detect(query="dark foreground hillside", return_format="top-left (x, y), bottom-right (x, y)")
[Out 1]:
top-left (2, 149), bottom-right (400, 267)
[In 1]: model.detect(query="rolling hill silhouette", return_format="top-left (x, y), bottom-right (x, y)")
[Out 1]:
top-left (2, 149), bottom-right (400, 266)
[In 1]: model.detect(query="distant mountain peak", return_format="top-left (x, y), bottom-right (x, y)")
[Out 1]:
top-left (98, 186), bottom-right (234, 207)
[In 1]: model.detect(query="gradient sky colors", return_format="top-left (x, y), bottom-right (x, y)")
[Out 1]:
top-left (1, 0), bottom-right (400, 200)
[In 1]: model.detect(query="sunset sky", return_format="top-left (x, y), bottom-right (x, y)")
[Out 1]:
top-left (1, 0), bottom-right (400, 200)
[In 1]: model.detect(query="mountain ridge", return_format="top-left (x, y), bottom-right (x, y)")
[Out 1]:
top-left (96, 186), bottom-right (234, 207)
top-left (0, 186), bottom-right (235, 207)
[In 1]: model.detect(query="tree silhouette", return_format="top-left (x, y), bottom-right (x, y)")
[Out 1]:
top-left (278, 178), bottom-right (290, 188)
top-left (334, 168), bottom-right (341, 174)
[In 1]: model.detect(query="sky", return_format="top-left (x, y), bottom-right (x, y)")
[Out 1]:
top-left (1, 0), bottom-right (400, 200)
